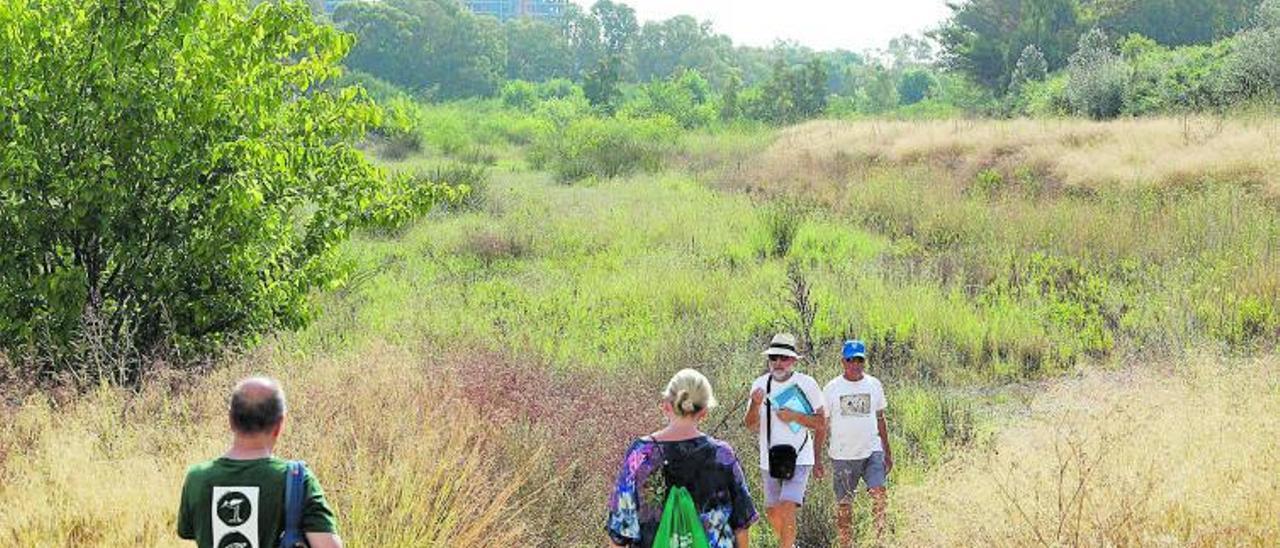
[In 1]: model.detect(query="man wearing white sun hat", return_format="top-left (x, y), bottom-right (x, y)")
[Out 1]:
top-left (743, 333), bottom-right (826, 548)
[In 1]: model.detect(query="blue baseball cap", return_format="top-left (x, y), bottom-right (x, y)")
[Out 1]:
top-left (841, 340), bottom-right (867, 360)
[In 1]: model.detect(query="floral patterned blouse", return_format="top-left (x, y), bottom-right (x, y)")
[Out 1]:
top-left (606, 435), bottom-right (758, 547)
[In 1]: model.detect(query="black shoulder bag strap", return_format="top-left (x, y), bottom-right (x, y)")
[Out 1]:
top-left (765, 375), bottom-right (773, 448)
top-left (767, 376), bottom-right (811, 451)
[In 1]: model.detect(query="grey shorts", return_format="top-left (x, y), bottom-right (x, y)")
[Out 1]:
top-left (833, 452), bottom-right (887, 502)
top-left (762, 465), bottom-right (812, 507)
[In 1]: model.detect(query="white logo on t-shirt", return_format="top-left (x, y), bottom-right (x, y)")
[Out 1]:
top-left (212, 486), bottom-right (259, 548)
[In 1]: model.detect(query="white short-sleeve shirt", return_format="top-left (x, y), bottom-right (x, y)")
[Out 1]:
top-left (751, 372), bottom-right (826, 470)
top-left (823, 373), bottom-right (887, 460)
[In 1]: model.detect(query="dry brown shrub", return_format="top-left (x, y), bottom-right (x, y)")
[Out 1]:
top-left (728, 118), bottom-right (1280, 200)
top-left (0, 342), bottom-right (539, 547)
top-left (459, 228), bottom-right (530, 265)
top-left (898, 354), bottom-right (1280, 546)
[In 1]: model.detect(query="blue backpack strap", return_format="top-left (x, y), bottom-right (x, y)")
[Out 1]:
top-left (280, 460), bottom-right (308, 547)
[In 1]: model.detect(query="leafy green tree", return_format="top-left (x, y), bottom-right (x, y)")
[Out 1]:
top-left (934, 0), bottom-right (1080, 92)
top-left (0, 0), bottom-right (453, 376)
top-left (1067, 28), bottom-right (1130, 118)
top-left (863, 64), bottom-right (901, 113)
top-left (621, 69), bottom-right (716, 128)
top-left (897, 69), bottom-right (939, 104)
top-left (632, 15), bottom-right (735, 85)
top-left (591, 0), bottom-right (639, 57)
top-left (505, 16), bottom-right (573, 82)
top-left (559, 2), bottom-right (603, 78)
top-left (1009, 44), bottom-right (1049, 95)
top-left (335, 0), bottom-right (507, 99)
top-left (584, 56), bottom-right (623, 113)
top-left (1089, 0), bottom-right (1259, 46)
top-left (720, 73), bottom-right (742, 121)
top-left (797, 58), bottom-right (830, 117)
top-left (1222, 0), bottom-right (1280, 100)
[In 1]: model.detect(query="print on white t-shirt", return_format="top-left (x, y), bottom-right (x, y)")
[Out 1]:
top-left (824, 374), bottom-right (887, 461)
top-left (840, 393), bottom-right (871, 416)
top-left (752, 372), bottom-right (826, 470)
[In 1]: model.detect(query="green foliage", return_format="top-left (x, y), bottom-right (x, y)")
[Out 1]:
top-left (742, 58), bottom-right (830, 123)
top-left (334, 0), bottom-right (507, 99)
top-left (862, 65), bottom-right (901, 114)
top-left (760, 200), bottom-right (808, 258)
top-left (0, 0), bottom-right (457, 375)
top-left (504, 16), bottom-right (573, 82)
top-left (538, 116), bottom-right (679, 182)
top-left (1020, 73), bottom-right (1071, 116)
top-left (500, 80), bottom-right (540, 110)
top-left (584, 56), bottom-right (623, 113)
top-left (934, 0), bottom-right (1081, 92)
top-left (373, 96), bottom-right (426, 160)
top-left (719, 74), bottom-right (741, 122)
top-left (619, 70), bottom-right (717, 128)
top-left (633, 15), bottom-right (737, 86)
top-left (1090, 0), bottom-right (1258, 46)
top-left (1008, 45), bottom-right (1049, 96)
top-left (897, 69), bottom-right (938, 106)
top-left (591, 0), bottom-right (639, 58)
top-left (1222, 1), bottom-right (1280, 101)
top-left (1067, 29), bottom-right (1130, 119)
top-left (1121, 35), bottom-right (1234, 114)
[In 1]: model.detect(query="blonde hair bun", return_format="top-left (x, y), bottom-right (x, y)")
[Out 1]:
top-left (662, 368), bottom-right (718, 417)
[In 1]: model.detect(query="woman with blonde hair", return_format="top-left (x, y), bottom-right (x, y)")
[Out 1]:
top-left (607, 369), bottom-right (758, 547)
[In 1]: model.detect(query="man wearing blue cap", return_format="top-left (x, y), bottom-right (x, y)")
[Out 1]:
top-left (821, 340), bottom-right (892, 546)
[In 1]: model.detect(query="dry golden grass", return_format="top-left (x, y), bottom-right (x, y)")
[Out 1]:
top-left (0, 343), bottom-right (536, 547)
top-left (733, 117), bottom-right (1280, 196)
top-left (898, 354), bottom-right (1280, 546)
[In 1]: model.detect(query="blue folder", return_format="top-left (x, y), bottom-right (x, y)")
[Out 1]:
top-left (769, 383), bottom-right (814, 434)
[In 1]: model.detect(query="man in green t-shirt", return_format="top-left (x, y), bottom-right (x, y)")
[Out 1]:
top-left (178, 377), bottom-right (343, 548)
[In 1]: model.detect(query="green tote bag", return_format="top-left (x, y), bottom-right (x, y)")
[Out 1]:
top-left (652, 486), bottom-right (711, 548)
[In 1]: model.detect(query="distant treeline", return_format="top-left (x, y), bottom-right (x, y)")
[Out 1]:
top-left (329, 0), bottom-right (1280, 120)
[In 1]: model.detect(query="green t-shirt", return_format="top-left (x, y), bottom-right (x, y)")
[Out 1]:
top-left (177, 457), bottom-right (337, 548)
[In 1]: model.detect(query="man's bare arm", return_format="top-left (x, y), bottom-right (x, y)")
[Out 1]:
top-left (744, 388), bottom-right (764, 430)
top-left (876, 410), bottom-right (893, 472)
top-left (776, 408), bottom-right (825, 430)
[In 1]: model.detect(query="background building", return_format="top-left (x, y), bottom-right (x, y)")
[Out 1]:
top-left (465, 0), bottom-right (567, 21)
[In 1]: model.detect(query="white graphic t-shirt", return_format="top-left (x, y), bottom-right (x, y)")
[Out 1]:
top-left (823, 374), bottom-right (887, 460)
top-left (752, 372), bottom-right (826, 470)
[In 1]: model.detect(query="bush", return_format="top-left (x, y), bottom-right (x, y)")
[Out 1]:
top-left (1067, 29), bottom-right (1131, 119)
top-left (539, 116), bottom-right (680, 182)
top-left (1223, 3), bottom-right (1280, 102)
top-left (500, 80), bottom-right (539, 110)
top-left (1121, 35), bottom-right (1234, 115)
top-left (373, 96), bottom-right (425, 160)
top-left (619, 71), bottom-right (717, 129)
top-left (0, 0), bottom-right (457, 378)
top-left (1021, 74), bottom-right (1071, 117)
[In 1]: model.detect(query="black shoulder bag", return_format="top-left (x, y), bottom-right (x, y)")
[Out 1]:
top-left (765, 376), bottom-right (809, 480)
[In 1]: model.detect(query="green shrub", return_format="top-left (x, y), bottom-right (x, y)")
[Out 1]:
top-left (1121, 35), bottom-right (1233, 114)
top-left (619, 70), bottom-right (717, 129)
top-left (0, 0), bottom-right (457, 376)
top-left (1067, 29), bottom-right (1131, 119)
top-left (1021, 74), bottom-right (1071, 117)
top-left (500, 80), bottom-right (539, 110)
top-left (540, 116), bottom-right (680, 182)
